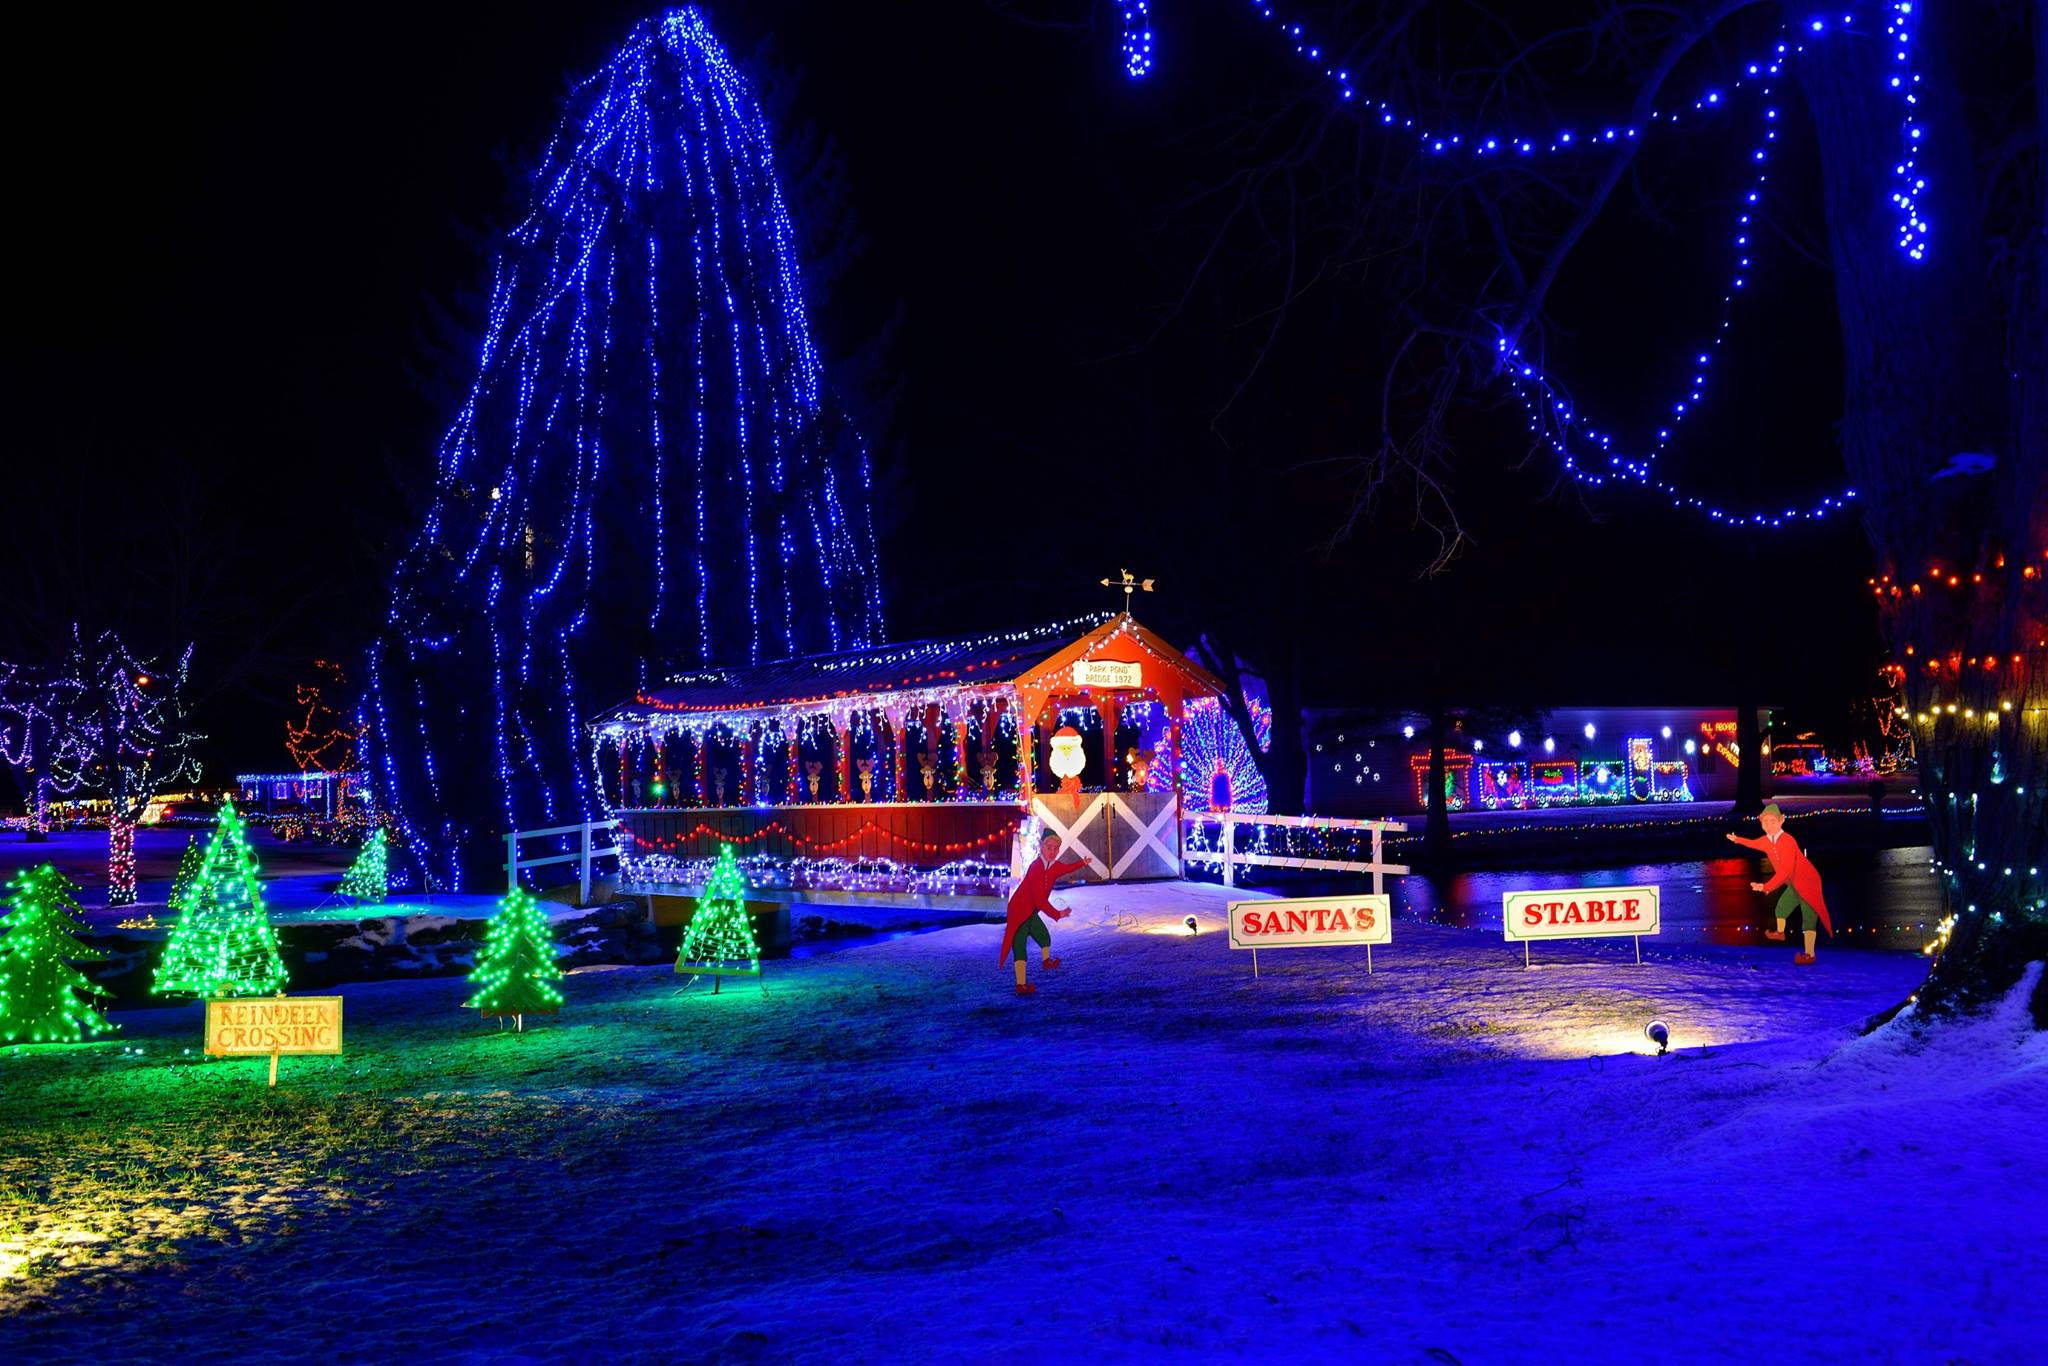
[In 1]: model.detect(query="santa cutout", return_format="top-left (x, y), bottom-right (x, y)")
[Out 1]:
top-left (1048, 724), bottom-right (1087, 796)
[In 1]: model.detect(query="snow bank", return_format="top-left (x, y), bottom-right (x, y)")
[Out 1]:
top-left (2, 884), bottom-right (2037, 1364)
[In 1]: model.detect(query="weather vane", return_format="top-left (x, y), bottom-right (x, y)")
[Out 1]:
top-left (1100, 568), bottom-right (1155, 613)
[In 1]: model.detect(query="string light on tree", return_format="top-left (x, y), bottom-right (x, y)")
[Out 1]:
top-left (286, 659), bottom-right (365, 775)
top-left (1883, 0), bottom-right (1928, 258)
top-left (1192, 2), bottom-right (1928, 260)
top-left (0, 660), bottom-right (90, 838)
top-left (367, 8), bottom-right (887, 891)
top-left (45, 629), bottom-right (203, 907)
top-left (1494, 80), bottom-right (1862, 528)
top-left (1116, 0), bottom-right (1154, 78)
top-left (1121, 3), bottom-right (1925, 531)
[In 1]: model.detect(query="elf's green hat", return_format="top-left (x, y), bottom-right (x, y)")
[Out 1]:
top-left (1761, 802), bottom-right (1783, 818)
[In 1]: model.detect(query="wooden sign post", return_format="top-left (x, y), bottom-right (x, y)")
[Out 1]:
top-left (1501, 885), bottom-right (1661, 967)
top-left (1227, 894), bottom-right (1392, 977)
top-left (205, 996), bottom-right (344, 1086)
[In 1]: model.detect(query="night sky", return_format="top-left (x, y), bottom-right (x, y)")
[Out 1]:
top-left (4, 1), bottom-right (1881, 788)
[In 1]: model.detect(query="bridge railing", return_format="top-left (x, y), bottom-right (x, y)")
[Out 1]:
top-left (1185, 811), bottom-right (1410, 893)
top-left (503, 818), bottom-right (621, 904)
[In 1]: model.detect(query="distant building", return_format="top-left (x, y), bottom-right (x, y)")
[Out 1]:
top-left (234, 771), bottom-right (360, 821)
top-left (1305, 706), bottom-right (1766, 816)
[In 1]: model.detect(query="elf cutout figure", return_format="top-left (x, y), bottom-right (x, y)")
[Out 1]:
top-left (1727, 802), bottom-right (1833, 963)
top-left (1004, 831), bottom-right (1087, 995)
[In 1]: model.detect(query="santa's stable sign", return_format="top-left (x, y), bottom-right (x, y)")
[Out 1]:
top-left (1229, 894), bottom-right (1391, 975)
top-left (1501, 885), bottom-right (1660, 965)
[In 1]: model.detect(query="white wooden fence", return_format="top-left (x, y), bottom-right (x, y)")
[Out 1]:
top-left (507, 809), bottom-right (1405, 903)
top-left (504, 818), bottom-right (621, 904)
top-left (1190, 811), bottom-right (1410, 893)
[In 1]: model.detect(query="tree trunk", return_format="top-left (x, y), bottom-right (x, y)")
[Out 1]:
top-left (1263, 651), bottom-right (1309, 816)
top-left (26, 776), bottom-right (49, 842)
top-left (1194, 631), bottom-right (1309, 816)
top-left (1734, 701), bottom-right (1764, 817)
top-left (1424, 705), bottom-right (1451, 863)
top-left (107, 813), bottom-right (137, 908)
top-left (1801, 10), bottom-right (2048, 1020)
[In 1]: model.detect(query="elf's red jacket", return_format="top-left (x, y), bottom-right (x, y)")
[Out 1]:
top-left (1000, 852), bottom-right (1089, 961)
top-left (1731, 830), bottom-right (1833, 934)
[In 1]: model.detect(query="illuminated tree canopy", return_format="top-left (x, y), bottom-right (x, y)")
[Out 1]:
top-left (368, 8), bottom-right (887, 888)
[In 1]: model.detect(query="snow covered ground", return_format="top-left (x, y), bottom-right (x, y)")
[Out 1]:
top-left (2, 881), bottom-right (2041, 1363)
top-left (0, 828), bottom-right (503, 925)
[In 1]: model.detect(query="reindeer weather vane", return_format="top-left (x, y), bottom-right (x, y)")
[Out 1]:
top-left (1100, 568), bottom-right (1154, 613)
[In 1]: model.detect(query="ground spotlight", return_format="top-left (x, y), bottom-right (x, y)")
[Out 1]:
top-left (1644, 1020), bottom-right (1671, 1055)
top-left (1184, 915), bottom-right (1199, 935)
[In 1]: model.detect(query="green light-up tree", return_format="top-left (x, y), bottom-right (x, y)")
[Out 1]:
top-left (154, 800), bottom-right (288, 999)
top-left (676, 843), bottom-right (760, 990)
top-left (0, 864), bottom-right (116, 1045)
top-left (465, 887), bottom-right (564, 1024)
top-left (168, 834), bottom-right (205, 914)
top-left (338, 828), bottom-right (389, 904)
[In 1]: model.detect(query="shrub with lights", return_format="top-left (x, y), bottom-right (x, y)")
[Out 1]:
top-left (465, 887), bottom-right (564, 1022)
top-left (155, 800), bottom-right (289, 1000)
top-left (0, 864), bottom-right (116, 1045)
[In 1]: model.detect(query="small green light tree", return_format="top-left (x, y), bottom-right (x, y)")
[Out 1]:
top-left (338, 828), bottom-right (389, 904)
top-left (168, 834), bottom-right (205, 914)
top-left (154, 800), bottom-right (288, 999)
top-left (465, 887), bottom-right (564, 1025)
top-left (0, 864), bottom-right (116, 1045)
top-left (676, 842), bottom-right (760, 990)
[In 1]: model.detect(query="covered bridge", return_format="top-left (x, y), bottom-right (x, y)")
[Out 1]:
top-left (594, 612), bottom-right (1226, 892)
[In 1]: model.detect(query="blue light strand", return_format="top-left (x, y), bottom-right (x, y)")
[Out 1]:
top-left (1127, 5), bottom-right (1913, 527)
top-left (1884, 0), bottom-right (1928, 259)
top-left (1493, 68), bottom-right (1860, 527)
top-left (1118, 1), bottom-right (1156, 78)
top-left (1220, 2), bottom-right (1927, 263)
top-left (1234, 1), bottom-right (1805, 159)
top-left (369, 8), bottom-right (886, 891)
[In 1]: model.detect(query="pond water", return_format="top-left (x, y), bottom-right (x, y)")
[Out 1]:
top-left (1261, 845), bottom-right (1942, 953)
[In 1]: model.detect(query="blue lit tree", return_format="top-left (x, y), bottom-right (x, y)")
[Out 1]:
top-left (1106, 2), bottom-right (2044, 1015)
top-left (367, 9), bottom-right (887, 888)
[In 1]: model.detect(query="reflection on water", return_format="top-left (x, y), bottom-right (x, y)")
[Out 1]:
top-left (1383, 846), bottom-right (1940, 952)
